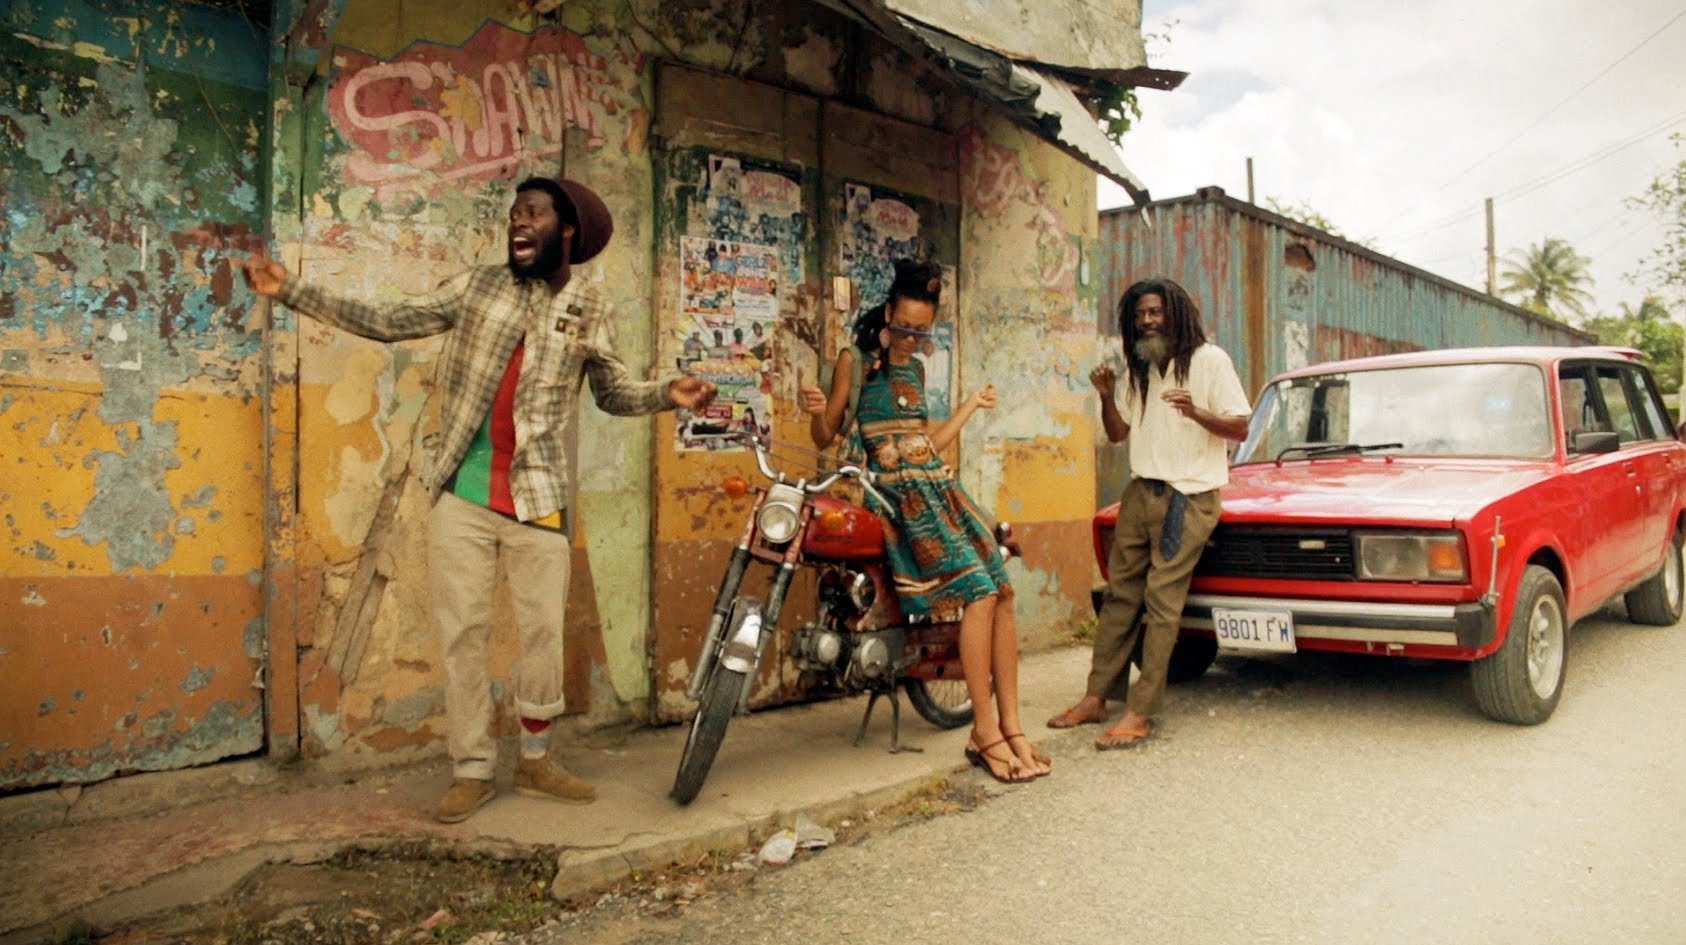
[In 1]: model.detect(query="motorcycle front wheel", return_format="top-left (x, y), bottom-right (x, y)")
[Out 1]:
top-left (671, 664), bottom-right (747, 805)
top-left (903, 678), bottom-right (972, 729)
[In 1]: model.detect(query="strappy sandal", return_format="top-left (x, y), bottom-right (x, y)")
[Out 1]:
top-left (1000, 729), bottom-right (1051, 776)
top-left (963, 738), bottom-right (1035, 784)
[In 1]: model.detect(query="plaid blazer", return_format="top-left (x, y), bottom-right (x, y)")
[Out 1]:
top-left (280, 265), bottom-right (673, 522)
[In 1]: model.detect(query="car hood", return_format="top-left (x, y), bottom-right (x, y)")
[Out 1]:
top-left (1221, 459), bottom-right (1554, 526)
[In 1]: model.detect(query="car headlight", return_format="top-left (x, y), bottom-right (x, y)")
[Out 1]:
top-left (756, 484), bottom-right (804, 544)
top-left (1354, 531), bottom-right (1467, 582)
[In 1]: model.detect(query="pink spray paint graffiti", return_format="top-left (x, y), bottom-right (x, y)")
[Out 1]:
top-left (327, 22), bottom-right (645, 197)
top-left (960, 126), bottom-right (1079, 294)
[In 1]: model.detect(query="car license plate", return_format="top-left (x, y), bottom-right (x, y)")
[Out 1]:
top-left (1211, 607), bottom-right (1296, 653)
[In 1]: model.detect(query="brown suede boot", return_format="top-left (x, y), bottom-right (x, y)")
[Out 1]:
top-left (514, 757), bottom-right (596, 804)
top-left (434, 777), bottom-right (495, 823)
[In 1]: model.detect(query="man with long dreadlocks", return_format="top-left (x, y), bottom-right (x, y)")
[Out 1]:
top-left (1047, 277), bottom-right (1251, 750)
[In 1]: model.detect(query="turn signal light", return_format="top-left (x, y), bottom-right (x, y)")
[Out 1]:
top-left (1426, 541), bottom-right (1463, 575)
top-left (722, 476), bottom-right (750, 499)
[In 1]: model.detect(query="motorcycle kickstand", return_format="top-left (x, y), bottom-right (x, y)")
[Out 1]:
top-left (852, 686), bottom-right (922, 754)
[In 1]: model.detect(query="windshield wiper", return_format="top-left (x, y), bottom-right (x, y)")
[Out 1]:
top-left (1275, 441), bottom-right (1404, 462)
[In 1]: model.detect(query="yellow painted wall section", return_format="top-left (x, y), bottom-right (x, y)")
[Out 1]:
top-left (955, 109), bottom-right (1105, 644)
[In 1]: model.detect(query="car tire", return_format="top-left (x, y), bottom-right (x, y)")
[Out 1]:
top-left (1092, 591), bottom-right (1219, 684)
top-left (1471, 565), bottom-right (1566, 725)
top-left (1624, 528), bottom-right (1683, 626)
top-left (1130, 630), bottom-right (1219, 684)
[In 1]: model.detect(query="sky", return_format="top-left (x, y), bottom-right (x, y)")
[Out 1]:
top-left (1098, 0), bottom-right (1686, 320)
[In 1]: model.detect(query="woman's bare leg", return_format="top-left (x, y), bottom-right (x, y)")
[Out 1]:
top-left (991, 589), bottom-right (1049, 775)
top-left (959, 594), bottom-right (1020, 780)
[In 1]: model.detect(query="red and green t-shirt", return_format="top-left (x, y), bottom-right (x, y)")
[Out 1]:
top-left (447, 344), bottom-right (564, 531)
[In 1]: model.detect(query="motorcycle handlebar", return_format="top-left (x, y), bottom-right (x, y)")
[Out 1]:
top-left (739, 433), bottom-right (893, 509)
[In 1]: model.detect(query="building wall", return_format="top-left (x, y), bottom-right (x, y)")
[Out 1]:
top-left (2, 0), bottom-right (1110, 786)
top-left (0, 0), bottom-right (270, 790)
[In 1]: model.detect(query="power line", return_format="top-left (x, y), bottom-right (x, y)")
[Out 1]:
top-left (1373, 6), bottom-right (1686, 233)
top-left (1448, 7), bottom-right (1686, 184)
top-left (1379, 107), bottom-right (1686, 244)
top-left (1491, 108), bottom-right (1686, 203)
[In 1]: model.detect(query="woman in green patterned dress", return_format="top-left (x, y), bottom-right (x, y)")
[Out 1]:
top-left (799, 260), bottom-right (1048, 783)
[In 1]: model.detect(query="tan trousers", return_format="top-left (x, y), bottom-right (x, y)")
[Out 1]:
top-left (428, 492), bottom-right (571, 780)
top-left (1085, 478), bottom-right (1221, 716)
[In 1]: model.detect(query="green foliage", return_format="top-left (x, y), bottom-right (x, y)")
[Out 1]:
top-left (1091, 19), bottom-right (1174, 148)
top-left (1629, 133), bottom-right (1686, 310)
top-left (1582, 295), bottom-right (1682, 394)
top-left (1265, 197), bottom-right (1340, 232)
top-left (1499, 237), bottom-right (1596, 323)
top-left (1263, 198), bottom-right (1377, 249)
top-left (1093, 81), bottom-right (1142, 147)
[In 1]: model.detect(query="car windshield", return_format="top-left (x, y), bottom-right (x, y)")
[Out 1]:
top-left (1237, 362), bottom-right (1554, 463)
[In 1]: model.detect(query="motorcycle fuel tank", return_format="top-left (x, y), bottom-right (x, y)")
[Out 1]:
top-left (801, 494), bottom-right (886, 560)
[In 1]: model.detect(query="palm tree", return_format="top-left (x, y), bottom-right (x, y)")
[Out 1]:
top-left (1500, 237), bottom-right (1596, 322)
top-left (1620, 294), bottom-right (1670, 324)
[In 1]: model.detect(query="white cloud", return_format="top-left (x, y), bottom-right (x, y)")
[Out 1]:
top-left (1101, 0), bottom-right (1686, 315)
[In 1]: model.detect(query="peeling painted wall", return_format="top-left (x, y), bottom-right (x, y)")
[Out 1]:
top-left (3, 0), bottom-right (1121, 788)
top-left (956, 110), bottom-right (1102, 647)
top-left (0, 0), bottom-right (270, 789)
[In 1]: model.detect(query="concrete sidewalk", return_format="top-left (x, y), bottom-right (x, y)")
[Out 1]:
top-left (0, 646), bottom-right (1097, 944)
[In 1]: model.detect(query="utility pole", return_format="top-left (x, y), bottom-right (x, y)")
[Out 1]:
top-left (1484, 197), bottom-right (1496, 295)
top-left (1246, 157), bottom-right (1255, 204)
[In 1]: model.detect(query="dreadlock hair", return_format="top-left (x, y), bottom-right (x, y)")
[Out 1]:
top-left (1119, 277), bottom-right (1206, 416)
top-left (856, 258), bottom-right (942, 379)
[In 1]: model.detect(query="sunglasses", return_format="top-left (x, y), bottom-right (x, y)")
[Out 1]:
top-left (885, 323), bottom-right (934, 339)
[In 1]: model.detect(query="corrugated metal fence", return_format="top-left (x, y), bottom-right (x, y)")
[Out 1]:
top-left (1095, 187), bottom-right (1593, 398)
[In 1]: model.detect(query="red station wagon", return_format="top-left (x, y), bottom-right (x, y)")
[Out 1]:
top-left (1091, 346), bottom-right (1686, 724)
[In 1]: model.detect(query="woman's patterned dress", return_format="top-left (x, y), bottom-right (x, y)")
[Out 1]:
top-left (854, 359), bottom-right (1010, 620)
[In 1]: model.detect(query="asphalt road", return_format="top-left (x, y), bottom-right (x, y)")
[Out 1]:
top-left (529, 604), bottom-right (1686, 945)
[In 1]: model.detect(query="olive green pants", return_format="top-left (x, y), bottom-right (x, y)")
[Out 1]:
top-left (1084, 478), bottom-right (1221, 716)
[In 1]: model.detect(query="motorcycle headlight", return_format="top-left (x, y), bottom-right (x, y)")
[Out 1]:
top-left (848, 570), bottom-right (876, 613)
top-left (1354, 531), bottom-right (1467, 582)
top-left (756, 484), bottom-right (803, 545)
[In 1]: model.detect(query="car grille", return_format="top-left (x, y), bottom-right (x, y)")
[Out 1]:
top-left (1195, 526), bottom-right (1356, 581)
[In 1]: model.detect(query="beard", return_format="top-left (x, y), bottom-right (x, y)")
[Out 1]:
top-left (1133, 334), bottom-right (1170, 366)
top-left (508, 228), bottom-right (568, 280)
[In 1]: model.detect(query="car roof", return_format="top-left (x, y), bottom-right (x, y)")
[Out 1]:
top-left (1268, 345), bottom-right (1643, 382)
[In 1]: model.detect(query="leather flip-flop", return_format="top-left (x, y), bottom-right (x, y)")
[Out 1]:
top-left (1095, 719), bottom-right (1153, 751)
top-left (1046, 706), bottom-right (1105, 729)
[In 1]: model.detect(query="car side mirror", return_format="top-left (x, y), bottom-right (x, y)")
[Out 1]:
top-left (1571, 431), bottom-right (1620, 454)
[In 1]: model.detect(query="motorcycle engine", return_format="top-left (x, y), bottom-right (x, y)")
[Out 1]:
top-left (791, 623), bottom-right (907, 683)
top-left (817, 567), bottom-right (873, 621)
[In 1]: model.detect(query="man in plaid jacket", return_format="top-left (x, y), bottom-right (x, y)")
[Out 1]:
top-left (244, 178), bottom-right (716, 823)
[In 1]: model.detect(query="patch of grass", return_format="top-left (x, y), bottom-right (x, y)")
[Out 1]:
top-left (54, 919), bottom-right (96, 945)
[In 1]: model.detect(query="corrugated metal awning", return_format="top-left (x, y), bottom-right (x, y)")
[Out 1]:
top-left (880, 0), bottom-right (1167, 83)
top-left (1013, 62), bottom-right (1149, 201)
top-left (890, 13), bottom-right (1163, 201)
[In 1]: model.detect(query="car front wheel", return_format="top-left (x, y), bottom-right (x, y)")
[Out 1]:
top-left (1471, 565), bottom-right (1566, 725)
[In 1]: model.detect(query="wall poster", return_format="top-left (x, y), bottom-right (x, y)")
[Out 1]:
top-left (840, 181), bottom-right (956, 420)
top-left (669, 151), bottom-right (806, 452)
top-left (675, 236), bottom-right (778, 450)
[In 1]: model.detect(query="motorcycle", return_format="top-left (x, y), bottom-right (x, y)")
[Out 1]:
top-left (671, 432), bottom-right (1016, 805)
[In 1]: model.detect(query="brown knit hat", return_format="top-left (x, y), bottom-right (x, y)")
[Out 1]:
top-left (554, 178), bottom-right (613, 264)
